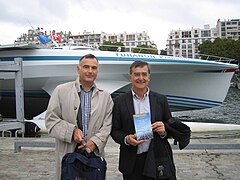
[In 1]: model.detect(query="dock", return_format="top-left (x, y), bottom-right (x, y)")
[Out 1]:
top-left (0, 136), bottom-right (240, 180)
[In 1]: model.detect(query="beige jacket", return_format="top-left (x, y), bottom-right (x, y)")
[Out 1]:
top-left (45, 77), bottom-right (113, 180)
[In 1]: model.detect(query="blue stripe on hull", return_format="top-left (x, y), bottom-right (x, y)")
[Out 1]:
top-left (0, 55), bottom-right (233, 67)
top-left (166, 94), bottom-right (222, 110)
top-left (0, 90), bottom-right (222, 110)
top-left (0, 90), bottom-right (49, 98)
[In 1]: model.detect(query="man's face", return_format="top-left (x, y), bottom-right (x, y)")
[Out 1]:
top-left (77, 57), bottom-right (98, 84)
top-left (130, 65), bottom-right (150, 92)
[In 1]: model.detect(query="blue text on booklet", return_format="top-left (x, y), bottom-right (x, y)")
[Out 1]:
top-left (133, 112), bottom-right (154, 140)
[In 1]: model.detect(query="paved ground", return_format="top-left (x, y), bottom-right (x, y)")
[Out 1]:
top-left (0, 136), bottom-right (240, 180)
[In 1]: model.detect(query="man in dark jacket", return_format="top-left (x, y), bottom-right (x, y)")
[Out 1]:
top-left (111, 60), bottom-right (177, 180)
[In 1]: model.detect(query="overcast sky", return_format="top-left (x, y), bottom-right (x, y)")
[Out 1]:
top-left (0, 0), bottom-right (239, 49)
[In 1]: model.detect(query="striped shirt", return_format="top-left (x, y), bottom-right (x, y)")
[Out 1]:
top-left (80, 84), bottom-right (95, 137)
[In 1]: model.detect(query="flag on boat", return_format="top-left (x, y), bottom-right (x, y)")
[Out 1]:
top-left (37, 34), bottom-right (52, 44)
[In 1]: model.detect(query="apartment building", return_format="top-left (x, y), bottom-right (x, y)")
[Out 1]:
top-left (15, 29), bottom-right (71, 46)
top-left (166, 19), bottom-right (240, 58)
top-left (216, 19), bottom-right (240, 40)
top-left (15, 29), bottom-right (154, 52)
top-left (108, 31), bottom-right (155, 52)
top-left (15, 29), bottom-right (42, 44)
top-left (70, 31), bottom-right (154, 51)
top-left (166, 25), bottom-right (217, 58)
top-left (69, 31), bottom-right (106, 47)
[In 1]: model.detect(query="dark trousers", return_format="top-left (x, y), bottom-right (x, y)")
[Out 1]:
top-left (123, 152), bottom-right (156, 180)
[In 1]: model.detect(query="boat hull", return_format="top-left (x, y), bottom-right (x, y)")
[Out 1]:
top-left (0, 49), bottom-right (237, 119)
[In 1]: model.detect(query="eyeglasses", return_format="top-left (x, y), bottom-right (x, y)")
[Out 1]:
top-left (132, 72), bottom-right (149, 78)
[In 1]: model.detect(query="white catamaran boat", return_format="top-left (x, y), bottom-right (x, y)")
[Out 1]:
top-left (0, 43), bottom-right (239, 133)
top-left (0, 43), bottom-right (238, 114)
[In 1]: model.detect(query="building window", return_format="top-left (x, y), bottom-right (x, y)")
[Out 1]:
top-left (175, 50), bottom-right (179, 55)
top-left (182, 31), bottom-right (191, 38)
top-left (182, 50), bottom-right (187, 57)
top-left (126, 35), bottom-right (135, 41)
top-left (201, 30), bottom-right (211, 37)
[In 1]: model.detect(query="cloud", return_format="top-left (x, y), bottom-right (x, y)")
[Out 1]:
top-left (0, 0), bottom-right (239, 49)
top-left (0, 0), bottom-right (70, 25)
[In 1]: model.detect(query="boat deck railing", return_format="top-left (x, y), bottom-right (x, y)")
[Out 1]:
top-left (98, 44), bottom-right (159, 53)
top-left (98, 46), bottom-right (239, 65)
top-left (197, 53), bottom-right (238, 64)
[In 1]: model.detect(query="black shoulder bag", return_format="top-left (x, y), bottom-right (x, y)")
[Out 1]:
top-left (61, 148), bottom-right (107, 180)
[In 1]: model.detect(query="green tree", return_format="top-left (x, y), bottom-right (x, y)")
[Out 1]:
top-left (132, 44), bottom-right (158, 55)
top-left (99, 41), bottom-right (125, 52)
top-left (198, 38), bottom-right (240, 63)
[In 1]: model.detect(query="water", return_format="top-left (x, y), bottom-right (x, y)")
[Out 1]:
top-left (173, 87), bottom-right (240, 138)
top-left (173, 87), bottom-right (240, 124)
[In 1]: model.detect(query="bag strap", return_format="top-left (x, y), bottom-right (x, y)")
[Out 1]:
top-left (73, 152), bottom-right (106, 169)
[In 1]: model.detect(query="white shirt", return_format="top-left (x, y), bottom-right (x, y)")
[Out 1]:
top-left (132, 88), bottom-right (152, 154)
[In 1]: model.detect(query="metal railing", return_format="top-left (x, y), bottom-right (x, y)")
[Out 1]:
top-left (98, 44), bottom-right (158, 53)
top-left (0, 58), bottom-right (25, 137)
top-left (197, 53), bottom-right (238, 64)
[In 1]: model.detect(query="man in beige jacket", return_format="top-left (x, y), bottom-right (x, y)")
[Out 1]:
top-left (45, 54), bottom-right (113, 179)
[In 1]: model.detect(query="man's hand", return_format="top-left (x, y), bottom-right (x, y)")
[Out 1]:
top-left (73, 128), bottom-right (84, 144)
top-left (151, 121), bottom-right (166, 137)
top-left (85, 140), bottom-right (96, 152)
top-left (126, 134), bottom-right (145, 146)
top-left (73, 128), bottom-right (96, 152)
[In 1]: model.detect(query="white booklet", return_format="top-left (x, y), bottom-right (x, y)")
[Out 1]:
top-left (133, 112), bottom-right (154, 140)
